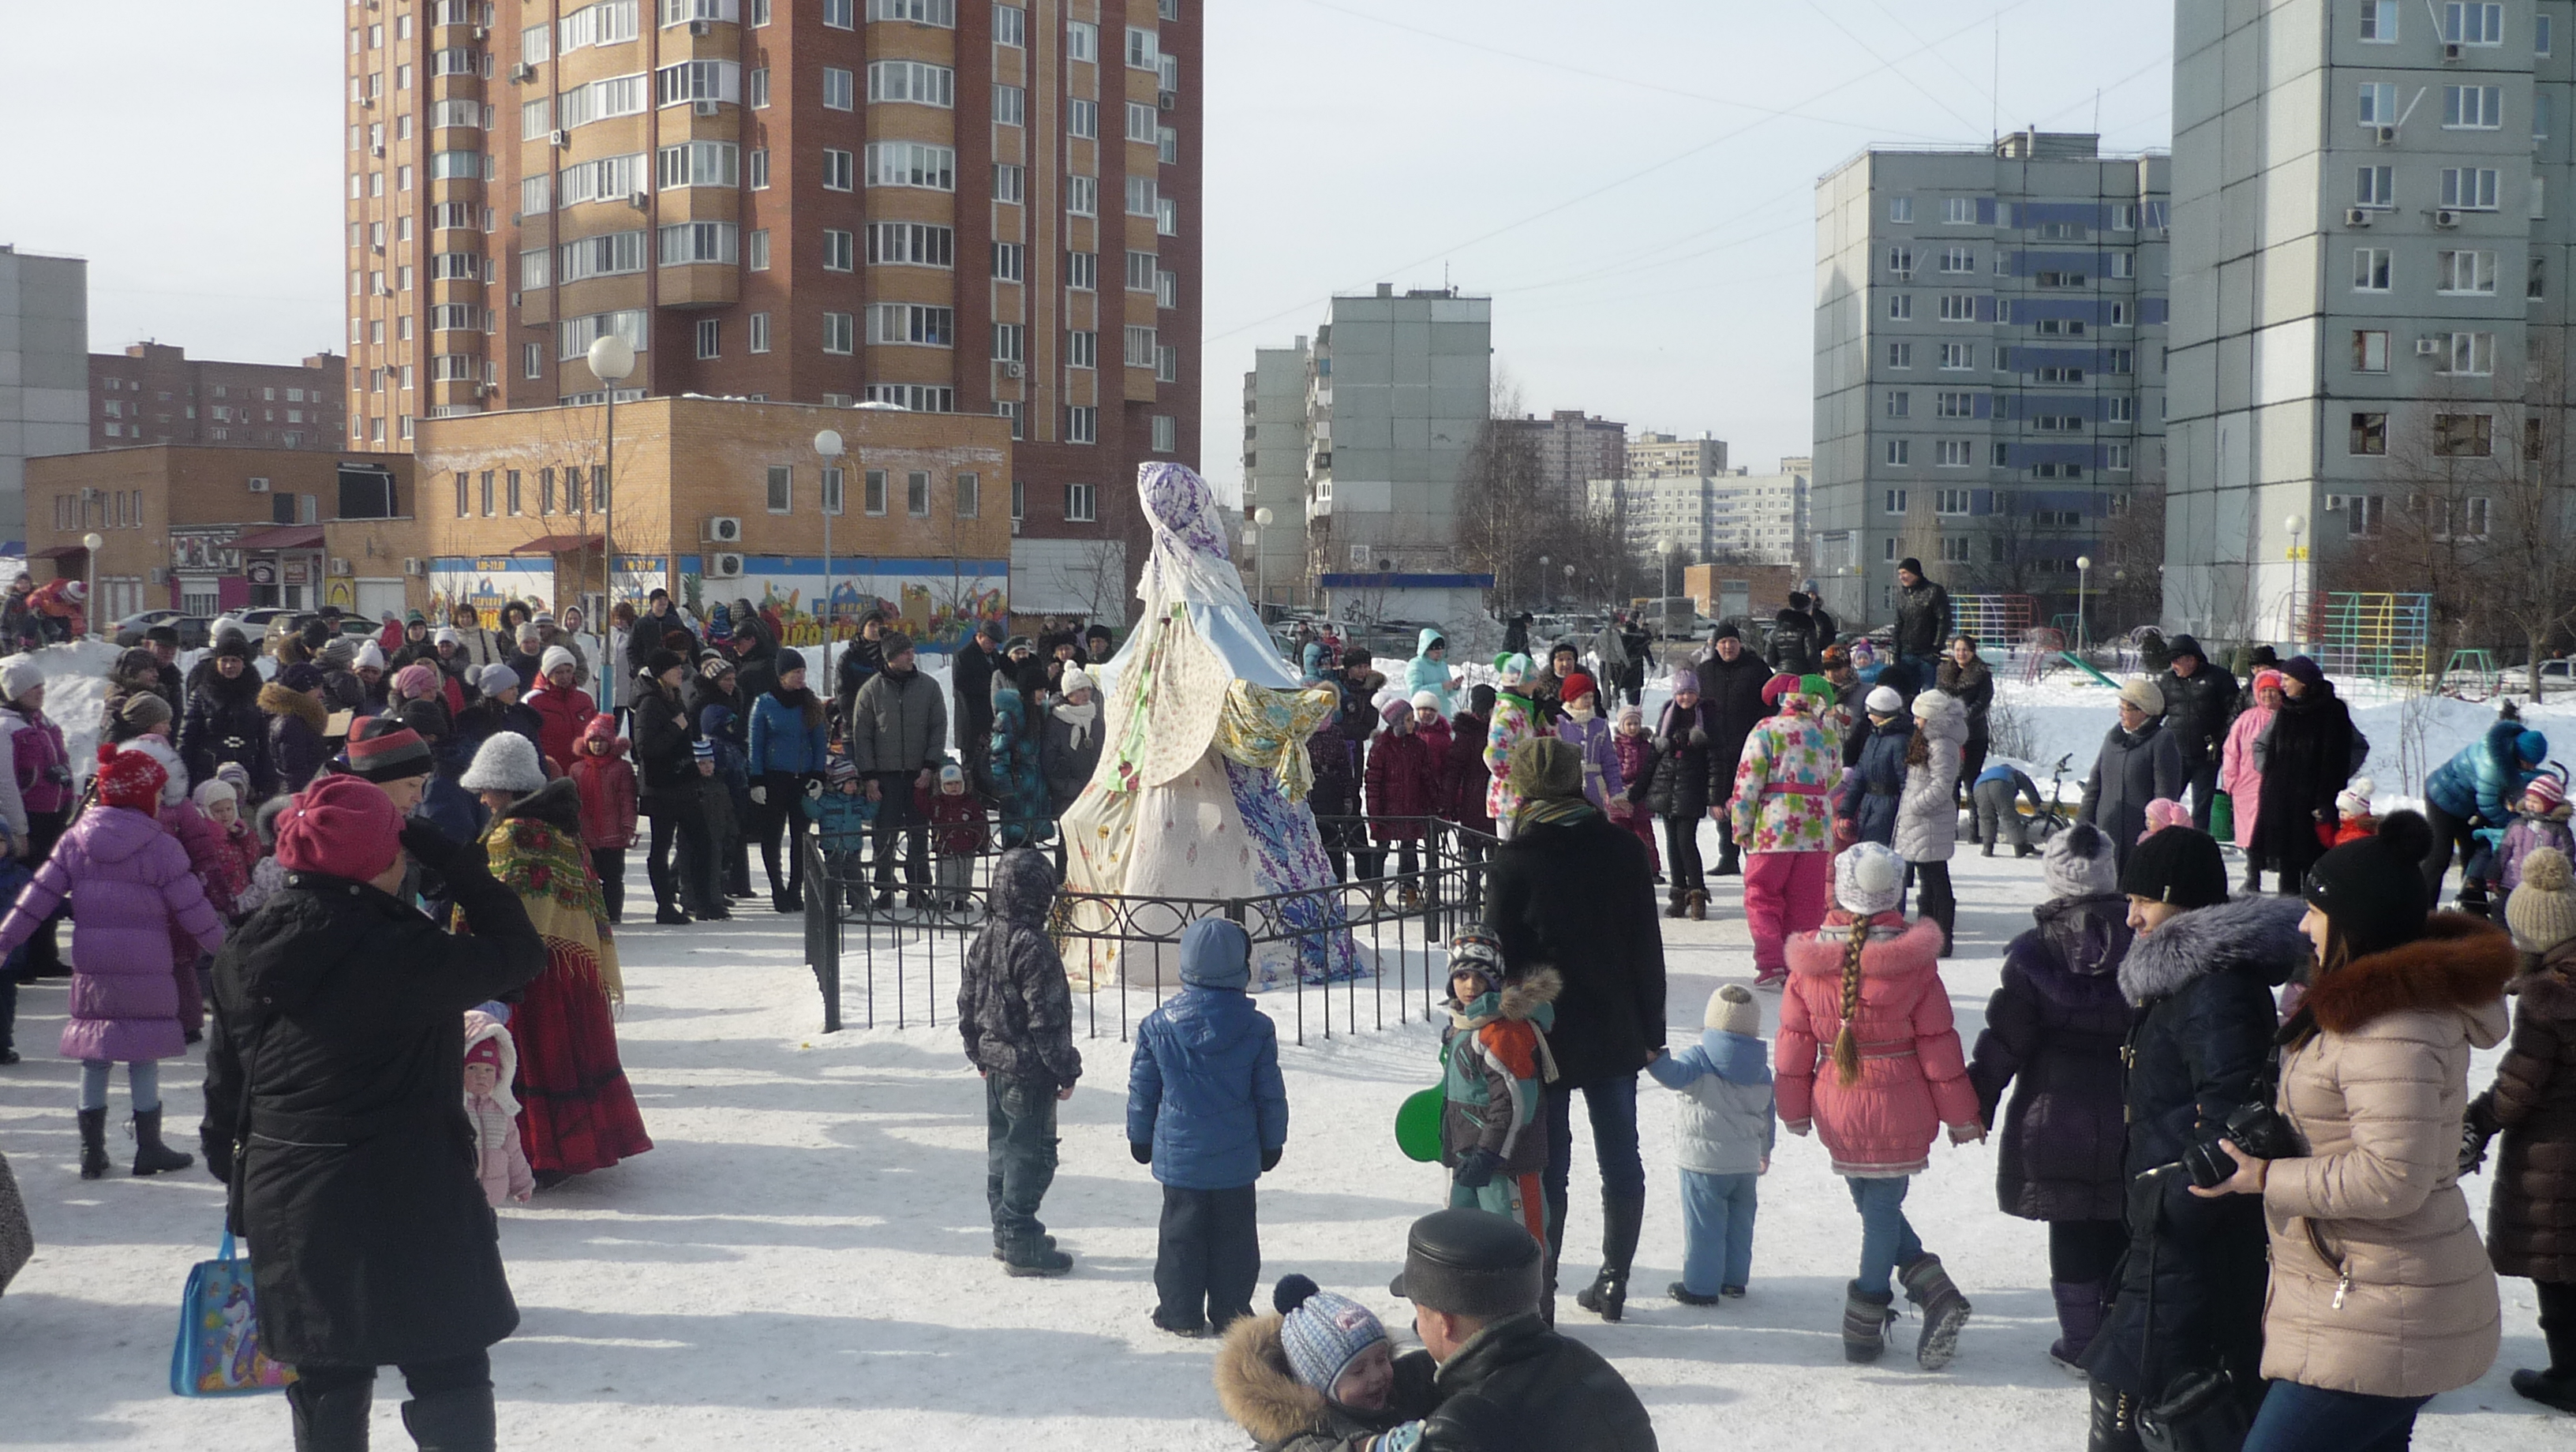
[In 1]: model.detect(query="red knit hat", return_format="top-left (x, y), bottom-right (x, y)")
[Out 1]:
top-left (94, 750), bottom-right (168, 812)
top-left (465, 1035), bottom-right (504, 1070)
top-left (1761, 672), bottom-right (1802, 708)
top-left (275, 775), bottom-right (403, 883)
top-left (1558, 672), bottom-right (1597, 706)
top-left (2529, 773), bottom-right (2568, 813)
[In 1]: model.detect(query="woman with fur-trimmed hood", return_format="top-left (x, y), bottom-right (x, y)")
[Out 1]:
top-left (260, 662), bottom-right (332, 794)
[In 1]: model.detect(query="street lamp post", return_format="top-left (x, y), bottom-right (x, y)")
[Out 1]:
top-left (2075, 555), bottom-right (2093, 658)
top-left (1537, 554), bottom-right (1550, 613)
top-left (2283, 512), bottom-right (2308, 648)
top-left (586, 333), bottom-right (636, 713)
top-left (1250, 507), bottom-right (1275, 613)
top-left (815, 428), bottom-right (844, 652)
top-left (81, 532), bottom-right (103, 633)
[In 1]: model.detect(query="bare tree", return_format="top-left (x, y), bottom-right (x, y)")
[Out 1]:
top-left (2095, 484), bottom-right (2166, 635)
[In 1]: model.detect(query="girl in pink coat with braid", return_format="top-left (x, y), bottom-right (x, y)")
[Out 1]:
top-left (1777, 844), bottom-right (1984, 1372)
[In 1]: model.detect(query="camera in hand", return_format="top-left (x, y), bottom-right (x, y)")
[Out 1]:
top-left (2181, 1102), bottom-right (2305, 1189)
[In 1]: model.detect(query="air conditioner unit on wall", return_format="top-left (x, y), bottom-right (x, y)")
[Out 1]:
top-left (2443, 41), bottom-right (2465, 61)
top-left (510, 62), bottom-right (535, 83)
top-left (2417, 336), bottom-right (2446, 355)
top-left (707, 552), bottom-right (745, 578)
top-left (549, 129), bottom-right (570, 148)
top-left (246, 477), bottom-right (271, 492)
top-left (689, 17), bottom-right (710, 34)
top-left (628, 190), bottom-right (651, 209)
top-left (703, 515), bottom-right (743, 543)
top-left (2373, 125), bottom-right (2398, 145)
top-left (2433, 208), bottom-right (2462, 228)
top-left (404, 557), bottom-right (426, 576)
top-left (1001, 361), bottom-right (1023, 379)
top-left (694, 99), bottom-right (717, 117)
top-left (2344, 208), bottom-right (2372, 226)
top-left (329, 557), bottom-right (353, 576)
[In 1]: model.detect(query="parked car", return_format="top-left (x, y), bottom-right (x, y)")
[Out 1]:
top-left (112, 611), bottom-right (212, 649)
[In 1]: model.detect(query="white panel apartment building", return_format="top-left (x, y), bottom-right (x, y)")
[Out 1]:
top-left (2166, 0), bottom-right (2574, 639)
top-left (1239, 338), bottom-right (1310, 607)
top-left (1589, 457), bottom-right (1810, 567)
top-left (1814, 133), bottom-right (2170, 627)
top-left (0, 247), bottom-right (88, 552)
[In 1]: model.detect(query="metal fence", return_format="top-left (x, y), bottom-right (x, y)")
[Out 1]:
top-left (800, 815), bottom-right (1497, 1043)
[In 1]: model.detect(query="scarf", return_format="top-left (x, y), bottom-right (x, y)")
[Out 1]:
top-left (1566, 698), bottom-right (1596, 723)
top-left (1447, 991), bottom-right (1561, 1084)
top-left (1513, 795), bottom-right (1598, 833)
top-left (1053, 698), bottom-right (1099, 750)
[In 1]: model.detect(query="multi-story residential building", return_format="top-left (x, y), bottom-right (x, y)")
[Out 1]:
top-left (90, 343), bottom-right (346, 451)
top-left (1505, 409), bottom-right (1624, 498)
top-left (1301, 285), bottom-right (1491, 580)
top-left (1626, 429), bottom-right (1728, 478)
top-left (1814, 131), bottom-right (2170, 627)
top-left (1589, 457), bottom-right (1811, 567)
top-left (1240, 338), bottom-right (1310, 608)
top-left (0, 245), bottom-right (89, 552)
top-left (2166, 1), bottom-right (2569, 640)
top-left (342, 0), bottom-right (1197, 622)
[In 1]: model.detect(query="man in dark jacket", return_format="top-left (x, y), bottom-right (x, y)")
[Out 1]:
top-left (848, 631), bottom-right (949, 904)
top-left (1384, 1209), bottom-right (1660, 1450)
top-left (1766, 593), bottom-right (1836, 677)
top-left (957, 848), bottom-right (1081, 1276)
top-left (630, 651), bottom-right (711, 923)
top-left (1893, 558), bottom-right (1953, 683)
top-left (2153, 634), bottom-right (2240, 833)
top-left (730, 618), bottom-right (781, 703)
top-left (953, 619), bottom-right (1004, 792)
top-left (835, 608), bottom-right (890, 728)
top-left (200, 778), bottom-right (546, 1450)
top-left (1694, 624), bottom-right (1772, 874)
top-left (622, 589), bottom-right (695, 675)
top-left (144, 624), bottom-right (188, 717)
top-left (1483, 737), bottom-right (1666, 1324)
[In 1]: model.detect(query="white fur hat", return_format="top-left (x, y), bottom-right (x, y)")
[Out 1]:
top-left (2336, 777), bottom-right (2377, 820)
top-left (1833, 842), bottom-right (1905, 918)
top-left (460, 730), bottom-right (546, 793)
top-left (1059, 666), bottom-right (1095, 697)
top-left (540, 645), bottom-right (578, 679)
top-left (193, 777), bottom-right (238, 814)
top-left (1865, 685), bottom-right (1904, 716)
top-left (0, 657), bottom-right (42, 703)
top-left (354, 640), bottom-right (386, 672)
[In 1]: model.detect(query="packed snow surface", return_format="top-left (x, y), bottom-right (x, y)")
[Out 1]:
top-left (0, 844), bottom-right (2552, 1447)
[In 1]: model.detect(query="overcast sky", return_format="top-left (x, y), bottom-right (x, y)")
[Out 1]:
top-left (1, 1), bottom-right (2170, 500)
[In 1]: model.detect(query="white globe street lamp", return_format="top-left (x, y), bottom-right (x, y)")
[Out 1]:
top-left (815, 428), bottom-right (845, 651)
top-left (2075, 555), bottom-right (2093, 658)
top-left (586, 335), bottom-right (636, 712)
top-left (82, 532), bottom-right (103, 631)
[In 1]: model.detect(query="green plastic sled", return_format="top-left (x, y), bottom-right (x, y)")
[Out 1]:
top-left (1395, 1086), bottom-right (1446, 1163)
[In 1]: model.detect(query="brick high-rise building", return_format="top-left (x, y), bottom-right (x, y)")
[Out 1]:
top-left (90, 343), bottom-right (346, 451)
top-left (1505, 409), bottom-right (1625, 497)
top-left (343, 0), bottom-right (1198, 619)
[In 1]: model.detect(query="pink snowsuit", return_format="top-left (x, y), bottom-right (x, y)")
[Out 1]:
top-left (1774, 911), bottom-right (1978, 1177)
top-left (463, 1012), bottom-right (536, 1207)
top-left (2217, 701), bottom-right (2274, 851)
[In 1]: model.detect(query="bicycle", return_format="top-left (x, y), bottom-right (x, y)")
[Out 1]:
top-left (2024, 753), bottom-right (2080, 843)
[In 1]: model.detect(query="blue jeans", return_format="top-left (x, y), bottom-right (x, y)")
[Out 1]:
top-left (1679, 1170), bottom-right (1758, 1295)
top-left (1848, 1175), bottom-right (1923, 1296)
top-left (1900, 653), bottom-right (1941, 691)
top-left (2243, 1381), bottom-right (2431, 1452)
top-left (1541, 1076), bottom-right (1646, 1285)
top-left (78, 1059), bottom-right (161, 1113)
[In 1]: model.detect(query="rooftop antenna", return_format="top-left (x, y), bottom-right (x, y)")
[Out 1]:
top-left (1990, 15), bottom-right (1999, 144)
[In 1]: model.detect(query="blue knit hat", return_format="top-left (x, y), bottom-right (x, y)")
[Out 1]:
top-left (2516, 729), bottom-right (2549, 767)
top-left (691, 737), bottom-right (715, 763)
top-left (1273, 1275), bottom-right (1386, 1395)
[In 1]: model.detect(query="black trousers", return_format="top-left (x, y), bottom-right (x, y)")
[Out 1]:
top-left (1154, 1182), bottom-right (1260, 1333)
top-left (290, 1350), bottom-right (492, 1452)
top-left (589, 848), bottom-right (625, 922)
top-left (757, 773), bottom-right (813, 899)
top-left (870, 772), bottom-right (930, 890)
top-left (646, 793), bottom-right (713, 913)
top-left (1663, 813), bottom-right (1705, 894)
top-left (2050, 1217), bottom-right (2129, 1283)
top-left (2539, 1278), bottom-right (2576, 1376)
top-left (20, 806), bottom-right (66, 975)
top-left (1958, 732), bottom-right (1990, 821)
top-left (2424, 799), bottom-right (2484, 909)
top-left (1904, 860), bottom-right (1954, 950)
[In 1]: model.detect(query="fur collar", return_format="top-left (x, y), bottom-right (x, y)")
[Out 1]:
top-left (1213, 1315), bottom-right (1327, 1443)
top-left (257, 680), bottom-right (328, 732)
top-left (2305, 911), bottom-right (2516, 1034)
top-left (1496, 967), bottom-right (1561, 1022)
top-left (1785, 914), bottom-right (1945, 979)
top-left (2511, 950), bottom-right (2576, 1022)
top-left (2117, 894), bottom-right (2309, 1005)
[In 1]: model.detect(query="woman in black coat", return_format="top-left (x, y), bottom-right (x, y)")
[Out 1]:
top-left (1968, 822), bottom-right (2132, 1370)
top-left (1484, 735), bottom-right (1667, 1324)
top-left (182, 638), bottom-right (276, 802)
top-left (1644, 671), bottom-right (1728, 918)
top-left (200, 780), bottom-right (545, 1449)
top-left (1936, 635), bottom-right (1994, 832)
top-left (2078, 829), bottom-right (2310, 1446)
top-left (2252, 657), bottom-right (2361, 897)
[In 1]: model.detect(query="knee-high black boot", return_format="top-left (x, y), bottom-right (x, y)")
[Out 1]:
top-left (400, 1387), bottom-right (497, 1452)
top-left (1574, 1191), bottom-right (1645, 1323)
top-left (288, 1375), bottom-right (375, 1452)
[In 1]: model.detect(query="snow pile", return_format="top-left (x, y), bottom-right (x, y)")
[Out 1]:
top-left (6, 639), bottom-right (122, 779)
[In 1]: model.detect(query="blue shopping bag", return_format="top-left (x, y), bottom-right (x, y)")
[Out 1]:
top-left (170, 1229), bottom-right (294, 1397)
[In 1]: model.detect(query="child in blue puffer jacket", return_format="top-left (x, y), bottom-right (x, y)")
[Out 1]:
top-left (1646, 984), bottom-right (1777, 1306)
top-left (1128, 917), bottom-right (1289, 1338)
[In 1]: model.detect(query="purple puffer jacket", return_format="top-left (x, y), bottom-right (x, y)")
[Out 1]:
top-left (0, 804), bottom-right (224, 1063)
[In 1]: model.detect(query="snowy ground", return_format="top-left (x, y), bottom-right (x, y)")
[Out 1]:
top-left (0, 844), bottom-right (2556, 1448)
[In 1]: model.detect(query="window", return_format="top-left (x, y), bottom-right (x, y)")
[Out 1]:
top-left (2361, 0), bottom-right (2397, 39)
top-left (822, 0), bottom-right (852, 21)
top-left (2445, 2), bottom-right (2503, 45)
top-left (820, 228), bottom-right (856, 271)
top-left (2035, 317), bottom-right (2087, 336)
top-left (1885, 390), bottom-right (1911, 417)
top-left (2032, 462), bottom-right (2085, 481)
top-left (2106, 444), bottom-right (2133, 470)
top-left (1125, 175), bottom-right (1157, 216)
top-left (1065, 175), bottom-right (1097, 215)
top-left (1125, 24), bottom-right (1159, 69)
top-left (822, 148), bottom-right (855, 190)
top-left (846, 468), bottom-right (881, 515)
top-left (654, 59), bottom-right (739, 107)
top-left (1068, 99), bottom-right (1097, 138)
top-left (1065, 481), bottom-right (1098, 520)
top-left (1123, 325), bottom-right (1156, 368)
top-left (2440, 331), bottom-right (2497, 375)
top-left (2359, 82), bottom-right (2398, 125)
top-left (2543, 12), bottom-right (2557, 54)
top-left (867, 223), bottom-right (953, 268)
top-left (519, 247), bottom-right (552, 288)
top-left (868, 61), bottom-right (953, 107)
top-left (864, 384), bottom-right (954, 412)
top-left (1066, 250), bottom-right (1097, 290)
top-left (868, 0), bottom-right (956, 20)
top-left (866, 143), bottom-right (955, 190)
top-left (822, 312), bottom-right (854, 354)
top-left (2434, 412), bottom-right (2495, 455)
top-left (994, 163), bottom-right (1024, 204)
top-left (766, 465), bottom-right (792, 513)
top-left (1927, 488), bottom-right (1971, 515)
top-left (655, 141), bottom-right (739, 193)
top-left (1934, 390), bottom-right (1975, 417)
top-left (2437, 249), bottom-right (2497, 294)
top-left (1125, 249), bottom-right (1159, 291)
top-left (2533, 416), bottom-right (2550, 459)
top-left (2534, 255), bottom-right (2549, 299)
top-left (993, 323), bottom-right (1024, 361)
top-left (1888, 294), bottom-right (1913, 320)
top-left (1126, 101), bottom-right (1155, 139)
top-left (993, 241), bottom-right (1024, 281)
top-left (2110, 203), bottom-right (2141, 230)
top-left (1943, 196), bottom-right (1974, 224)
top-left (1932, 245), bottom-right (1971, 273)
top-left (865, 304), bottom-right (954, 346)
top-left (1066, 407), bottom-right (1098, 445)
top-left (1934, 440), bottom-right (1974, 467)
top-left (1930, 294), bottom-right (1972, 323)
top-left (559, 230), bottom-right (646, 282)
top-left (2353, 329), bottom-right (2390, 372)
top-left (1158, 125), bottom-right (1178, 165)
top-left (2350, 412), bottom-right (2389, 455)
top-left (750, 0), bottom-right (769, 21)
top-left (995, 4), bottom-right (1024, 45)
top-left (2357, 165), bottom-right (2394, 210)
top-left (556, 309), bottom-right (647, 359)
top-left (2443, 84), bottom-right (2503, 129)
top-left (822, 66), bottom-right (855, 110)
top-left (747, 229), bottom-right (770, 270)
top-left (1886, 245), bottom-right (1915, 275)
top-left (1889, 196), bottom-right (1914, 223)
top-left (896, 470), bottom-right (928, 517)
top-left (2353, 247), bottom-right (2392, 291)
top-left (2102, 348), bottom-right (2134, 375)
top-left (2443, 167), bottom-right (2501, 210)
top-left (1156, 344), bottom-right (1178, 382)
top-left (748, 66), bottom-right (769, 107)
top-left (2109, 253), bottom-right (2136, 281)
top-left (745, 149), bottom-right (769, 190)
top-left (1885, 440), bottom-right (1911, 466)
top-left (1148, 416), bottom-right (1176, 454)
top-left (2034, 270), bottom-right (2088, 289)
top-left (1885, 342), bottom-right (1913, 368)
top-left (2035, 366), bottom-right (2086, 384)
top-left (749, 312), bottom-right (771, 353)
top-left (994, 84), bottom-right (1024, 125)
top-left (1067, 330), bottom-right (1097, 368)
top-left (1066, 20), bottom-right (1096, 60)
top-left (2540, 92), bottom-right (2555, 139)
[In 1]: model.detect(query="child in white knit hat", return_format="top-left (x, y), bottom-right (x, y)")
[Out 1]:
top-left (1646, 984), bottom-right (1776, 1305)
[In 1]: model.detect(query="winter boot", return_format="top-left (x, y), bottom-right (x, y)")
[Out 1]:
top-left (990, 1232), bottom-right (1057, 1262)
top-left (1713, 852), bottom-right (1742, 877)
top-left (1841, 1280), bottom-right (1897, 1364)
top-left (2049, 1278), bottom-right (2110, 1372)
top-left (287, 1376), bottom-right (374, 1452)
top-left (2086, 1378), bottom-right (2144, 1452)
top-left (1685, 889), bottom-right (1707, 922)
top-left (2513, 1369), bottom-right (2576, 1413)
top-left (77, 1107), bottom-right (108, 1181)
top-left (1003, 1237), bottom-right (1074, 1277)
top-left (2015, 843), bottom-right (2039, 859)
top-left (1899, 1252), bottom-right (1972, 1371)
top-left (1669, 1282), bottom-right (1723, 1307)
top-left (400, 1387), bottom-right (498, 1452)
top-left (1664, 889), bottom-right (1687, 919)
top-left (1574, 1192), bottom-right (1645, 1322)
top-left (130, 1109), bottom-right (193, 1176)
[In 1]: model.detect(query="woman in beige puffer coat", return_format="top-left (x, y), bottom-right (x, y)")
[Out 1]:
top-left (2192, 812), bottom-right (2512, 1452)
